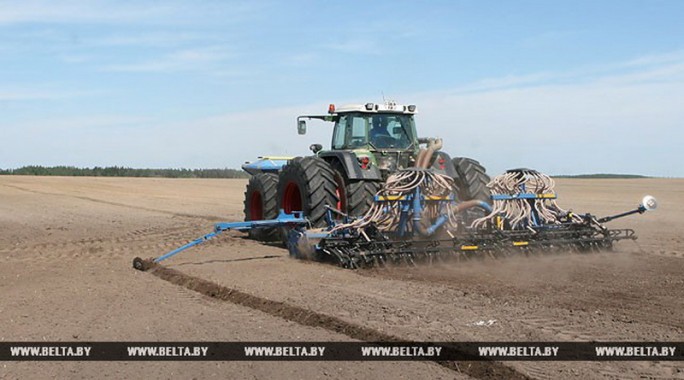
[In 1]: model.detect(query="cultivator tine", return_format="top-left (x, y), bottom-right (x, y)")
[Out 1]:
top-left (392, 254), bottom-right (404, 266)
top-left (372, 255), bottom-right (383, 268)
top-left (427, 251), bottom-right (437, 265)
top-left (324, 247), bottom-right (350, 268)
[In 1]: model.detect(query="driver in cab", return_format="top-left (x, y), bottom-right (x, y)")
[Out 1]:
top-left (369, 115), bottom-right (395, 148)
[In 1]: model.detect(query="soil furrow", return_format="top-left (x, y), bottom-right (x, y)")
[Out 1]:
top-left (146, 263), bottom-right (531, 380)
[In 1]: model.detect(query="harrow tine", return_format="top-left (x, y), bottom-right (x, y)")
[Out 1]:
top-left (378, 254), bottom-right (387, 267)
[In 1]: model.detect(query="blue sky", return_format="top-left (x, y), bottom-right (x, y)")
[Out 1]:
top-left (1, 0), bottom-right (683, 176)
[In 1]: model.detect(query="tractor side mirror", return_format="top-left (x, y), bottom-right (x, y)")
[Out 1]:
top-left (309, 143), bottom-right (323, 153)
top-left (297, 120), bottom-right (307, 135)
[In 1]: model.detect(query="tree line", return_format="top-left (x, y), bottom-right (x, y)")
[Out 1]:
top-left (0, 166), bottom-right (249, 179)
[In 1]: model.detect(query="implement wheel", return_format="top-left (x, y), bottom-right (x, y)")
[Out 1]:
top-left (132, 257), bottom-right (145, 271)
top-left (277, 156), bottom-right (338, 231)
top-left (243, 173), bottom-right (279, 241)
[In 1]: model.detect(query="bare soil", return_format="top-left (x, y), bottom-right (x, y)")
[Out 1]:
top-left (1, 176), bottom-right (682, 379)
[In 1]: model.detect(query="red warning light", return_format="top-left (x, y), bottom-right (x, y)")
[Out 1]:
top-left (359, 156), bottom-right (370, 169)
top-left (438, 156), bottom-right (446, 170)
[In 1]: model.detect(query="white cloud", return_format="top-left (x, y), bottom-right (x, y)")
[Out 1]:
top-left (0, 1), bottom-right (172, 25)
top-left (88, 32), bottom-right (211, 48)
top-left (284, 52), bottom-right (319, 67)
top-left (0, 0), bottom-right (259, 26)
top-left (595, 62), bottom-right (684, 85)
top-left (101, 45), bottom-right (237, 73)
top-left (517, 29), bottom-right (583, 49)
top-left (442, 72), bottom-right (558, 94)
top-left (622, 50), bottom-right (684, 68)
top-left (322, 39), bottom-right (381, 54)
top-left (0, 88), bottom-right (92, 101)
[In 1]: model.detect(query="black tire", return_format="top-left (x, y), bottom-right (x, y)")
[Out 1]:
top-left (452, 157), bottom-right (492, 204)
top-left (331, 162), bottom-right (382, 218)
top-left (132, 257), bottom-right (145, 271)
top-left (243, 173), bottom-right (279, 241)
top-left (277, 157), bottom-right (338, 229)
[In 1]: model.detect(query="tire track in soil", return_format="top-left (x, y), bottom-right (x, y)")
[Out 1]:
top-left (145, 263), bottom-right (531, 380)
top-left (1, 226), bottom-right (186, 253)
top-left (1, 225), bottom-right (244, 263)
top-left (0, 183), bottom-right (225, 221)
top-left (515, 315), bottom-right (597, 342)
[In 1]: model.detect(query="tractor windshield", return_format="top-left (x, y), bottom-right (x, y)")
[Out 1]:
top-left (331, 113), bottom-right (416, 150)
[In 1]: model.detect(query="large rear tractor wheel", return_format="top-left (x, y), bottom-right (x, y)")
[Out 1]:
top-left (452, 157), bottom-right (491, 204)
top-left (452, 157), bottom-right (492, 222)
top-left (277, 156), bottom-right (338, 230)
top-left (331, 163), bottom-right (382, 218)
top-left (243, 173), bottom-right (279, 241)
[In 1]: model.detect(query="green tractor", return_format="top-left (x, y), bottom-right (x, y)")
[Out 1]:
top-left (241, 101), bottom-right (491, 241)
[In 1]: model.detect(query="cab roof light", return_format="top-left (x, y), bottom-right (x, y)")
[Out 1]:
top-left (365, 103), bottom-right (374, 111)
top-left (408, 104), bottom-right (417, 112)
top-left (328, 104), bottom-right (336, 114)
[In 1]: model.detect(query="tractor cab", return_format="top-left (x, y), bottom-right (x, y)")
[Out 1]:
top-left (297, 101), bottom-right (419, 152)
top-left (331, 112), bottom-right (416, 150)
top-left (296, 102), bottom-right (428, 177)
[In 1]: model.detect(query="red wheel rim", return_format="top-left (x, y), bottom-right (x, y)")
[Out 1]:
top-left (334, 174), bottom-right (346, 212)
top-left (250, 191), bottom-right (263, 220)
top-left (282, 182), bottom-right (302, 213)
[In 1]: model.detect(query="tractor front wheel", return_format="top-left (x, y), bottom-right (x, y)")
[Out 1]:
top-left (243, 172), bottom-right (279, 241)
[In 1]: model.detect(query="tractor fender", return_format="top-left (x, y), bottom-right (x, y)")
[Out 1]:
top-left (318, 151), bottom-right (383, 180)
top-left (429, 151), bottom-right (458, 177)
